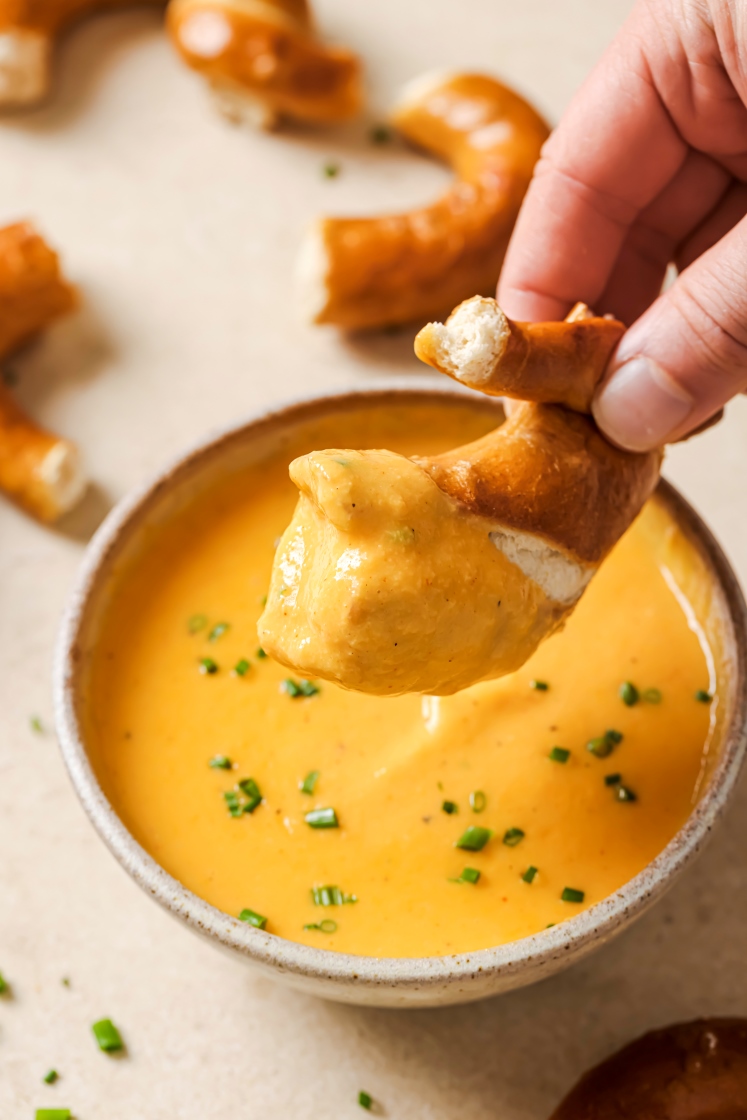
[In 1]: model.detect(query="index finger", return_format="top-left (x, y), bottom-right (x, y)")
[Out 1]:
top-left (497, 2), bottom-right (687, 322)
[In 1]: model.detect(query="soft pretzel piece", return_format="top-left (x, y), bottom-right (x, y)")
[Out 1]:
top-left (0, 222), bottom-right (86, 521)
top-left (550, 1019), bottom-right (747, 1118)
top-left (0, 380), bottom-right (86, 520)
top-left (258, 303), bottom-right (661, 696)
top-left (167, 0), bottom-right (362, 129)
top-left (298, 72), bottom-right (550, 330)
top-left (0, 0), bottom-right (163, 107)
top-left (415, 297), bottom-right (624, 413)
top-left (0, 222), bottom-right (77, 355)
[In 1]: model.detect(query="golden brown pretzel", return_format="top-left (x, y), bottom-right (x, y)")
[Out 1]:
top-left (0, 0), bottom-right (163, 107)
top-left (415, 297), bottom-right (625, 413)
top-left (550, 1019), bottom-right (747, 1118)
top-left (0, 222), bottom-right (86, 522)
top-left (258, 303), bottom-right (660, 695)
top-left (167, 0), bottom-right (362, 129)
top-left (298, 72), bottom-right (550, 330)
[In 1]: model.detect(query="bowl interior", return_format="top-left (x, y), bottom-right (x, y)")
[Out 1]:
top-left (55, 386), bottom-right (747, 1006)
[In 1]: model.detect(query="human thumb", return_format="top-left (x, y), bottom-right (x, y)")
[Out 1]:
top-left (592, 217), bottom-right (747, 451)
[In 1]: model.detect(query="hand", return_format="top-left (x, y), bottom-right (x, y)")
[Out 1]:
top-left (497, 0), bottom-right (747, 451)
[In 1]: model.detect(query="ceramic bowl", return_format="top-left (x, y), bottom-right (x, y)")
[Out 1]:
top-left (54, 384), bottom-right (747, 1008)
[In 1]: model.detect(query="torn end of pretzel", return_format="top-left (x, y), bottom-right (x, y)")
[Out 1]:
top-left (415, 295), bottom-right (625, 413)
top-left (296, 220), bottom-right (332, 324)
top-left (0, 221), bottom-right (78, 359)
top-left (415, 296), bottom-right (512, 387)
top-left (209, 79), bottom-right (280, 129)
top-left (0, 30), bottom-right (51, 107)
top-left (0, 384), bottom-right (88, 522)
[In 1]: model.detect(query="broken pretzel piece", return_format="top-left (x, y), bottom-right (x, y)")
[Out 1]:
top-left (167, 0), bottom-right (362, 129)
top-left (0, 222), bottom-right (86, 522)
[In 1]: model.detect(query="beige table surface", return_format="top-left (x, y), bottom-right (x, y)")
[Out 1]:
top-left (2, 1), bottom-right (747, 1116)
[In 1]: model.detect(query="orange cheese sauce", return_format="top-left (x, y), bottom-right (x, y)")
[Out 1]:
top-left (86, 401), bottom-right (714, 958)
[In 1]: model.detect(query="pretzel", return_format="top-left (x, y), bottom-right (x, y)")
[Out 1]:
top-left (297, 72), bottom-right (549, 330)
top-left (550, 1019), bottom-right (747, 1118)
top-left (415, 297), bottom-right (625, 413)
top-left (258, 304), bottom-right (660, 696)
top-left (0, 0), bottom-right (163, 107)
top-left (167, 0), bottom-right (362, 129)
top-left (0, 222), bottom-right (86, 522)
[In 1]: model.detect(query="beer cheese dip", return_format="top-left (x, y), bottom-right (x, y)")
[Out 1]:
top-left (85, 400), bottom-right (716, 958)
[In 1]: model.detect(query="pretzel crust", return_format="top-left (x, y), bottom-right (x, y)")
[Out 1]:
top-left (550, 1019), bottom-right (747, 1119)
top-left (0, 222), bottom-right (85, 522)
top-left (418, 402), bottom-right (661, 566)
top-left (299, 72), bottom-right (550, 330)
top-left (0, 0), bottom-right (162, 106)
top-left (167, 0), bottom-right (362, 128)
top-left (415, 296), bottom-right (624, 413)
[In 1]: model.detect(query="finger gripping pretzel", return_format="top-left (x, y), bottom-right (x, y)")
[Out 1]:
top-left (0, 222), bottom-right (86, 522)
top-left (258, 304), bottom-right (660, 696)
top-left (0, 0), bottom-right (162, 107)
top-left (298, 72), bottom-right (550, 330)
top-left (415, 297), bottom-right (624, 413)
top-left (550, 1019), bottom-right (747, 1118)
top-left (167, 0), bottom-right (362, 129)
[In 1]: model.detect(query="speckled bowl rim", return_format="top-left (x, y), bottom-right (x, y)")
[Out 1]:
top-left (54, 380), bottom-right (747, 1000)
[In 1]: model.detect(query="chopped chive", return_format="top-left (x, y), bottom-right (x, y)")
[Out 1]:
top-left (239, 908), bottom-right (268, 929)
top-left (30, 715), bottom-right (44, 733)
top-left (604, 772), bottom-right (622, 786)
top-left (441, 799), bottom-right (458, 815)
top-left (238, 778), bottom-right (262, 812)
top-left (208, 622), bottom-right (230, 641)
top-left (43, 1070), bottom-right (58, 1084)
top-left (469, 790), bottom-right (487, 813)
top-left (209, 755), bottom-right (232, 770)
top-left (256, 647), bottom-right (268, 659)
top-left (323, 161), bottom-right (340, 178)
top-left (521, 866), bottom-right (538, 884)
top-left (35, 1111), bottom-right (71, 1120)
top-left (619, 681), bottom-right (639, 706)
top-left (616, 785), bottom-right (637, 802)
top-left (503, 827), bottom-right (525, 847)
top-left (642, 688), bottom-right (662, 703)
top-left (283, 678), bottom-right (320, 698)
top-left (300, 769), bottom-right (320, 795)
top-left (561, 887), bottom-right (585, 904)
top-left (358, 1091), bottom-right (374, 1111)
top-left (549, 746), bottom-right (570, 763)
top-left (224, 778), bottom-right (262, 816)
top-left (586, 728), bottom-right (623, 758)
top-left (304, 919), bottom-right (338, 933)
top-left (259, 594), bottom-right (268, 607)
top-left (92, 1018), bottom-right (123, 1053)
top-left (451, 867), bottom-right (480, 884)
top-left (311, 885), bottom-right (357, 906)
top-left (187, 613), bottom-right (207, 634)
top-left (455, 826), bottom-right (492, 851)
top-left (305, 807), bottom-right (339, 829)
top-left (369, 124), bottom-right (392, 144)
top-left (0, 972), bottom-right (8, 995)
top-left (232, 658), bottom-right (251, 677)
top-left (61, 978), bottom-right (70, 988)
top-left (199, 657), bottom-right (218, 675)
top-left (546, 923), bottom-right (556, 929)
top-left (695, 689), bottom-right (712, 703)
top-left (530, 679), bottom-right (549, 691)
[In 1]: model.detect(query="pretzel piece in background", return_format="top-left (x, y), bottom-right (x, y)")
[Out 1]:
top-left (167, 0), bottom-right (362, 129)
top-left (298, 72), bottom-right (550, 330)
top-left (0, 0), bottom-right (163, 108)
top-left (0, 222), bottom-right (87, 522)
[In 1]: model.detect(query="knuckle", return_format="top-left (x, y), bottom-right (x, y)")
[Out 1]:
top-left (667, 272), bottom-right (747, 380)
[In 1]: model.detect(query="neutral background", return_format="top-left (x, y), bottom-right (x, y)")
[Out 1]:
top-left (2, 1), bottom-right (747, 1115)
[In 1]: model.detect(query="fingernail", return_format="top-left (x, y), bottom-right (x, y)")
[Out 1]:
top-left (592, 357), bottom-right (694, 451)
